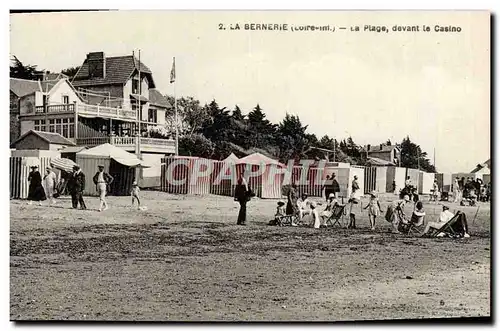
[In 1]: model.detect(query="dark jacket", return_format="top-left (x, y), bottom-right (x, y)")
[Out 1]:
top-left (68, 171), bottom-right (86, 193)
top-left (93, 171), bottom-right (114, 185)
top-left (331, 179), bottom-right (340, 193)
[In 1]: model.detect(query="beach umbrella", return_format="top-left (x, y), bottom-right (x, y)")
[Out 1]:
top-left (50, 157), bottom-right (78, 173)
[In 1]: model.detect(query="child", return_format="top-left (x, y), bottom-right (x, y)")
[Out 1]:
top-left (131, 180), bottom-right (141, 210)
top-left (269, 201), bottom-right (286, 225)
top-left (309, 201), bottom-right (321, 229)
top-left (364, 190), bottom-right (383, 231)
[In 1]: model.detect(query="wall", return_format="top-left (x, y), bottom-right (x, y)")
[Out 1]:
top-left (436, 173), bottom-right (452, 192)
top-left (20, 120), bottom-right (35, 136)
top-left (11, 149), bottom-right (61, 158)
top-left (10, 92), bottom-right (20, 144)
top-left (14, 134), bottom-right (50, 150)
top-left (10, 156), bottom-right (52, 199)
top-left (139, 153), bottom-right (163, 187)
top-left (482, 174), bottom-right (491, 185)
top-left (348, 166), bottom-right (365, 197)
top-left (48, 80), bottom-right (81, 105)
top-left (19, 94), bottom-right (36, 115)
top-left (375, 166), bottom-right (388, 193)
top-left (387, 166), bottom-right (406, 193)
top-left (155, 108), bottom-right (166, 126)
top-left (406, 168), bottom-right (420, 191)
top-left (418, 171), bottom-right (435, 194)
top-left (75, 155), bottom-right (111, 196)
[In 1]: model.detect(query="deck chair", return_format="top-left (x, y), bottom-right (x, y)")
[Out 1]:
top-left (430, 211), bottom-right (465, 238)
top-left (402, 215), bottom-right (425, 235)
top-left (275, 214), bottom-right (299, 227)
top-left (325, 204), bottom-right (347, 227)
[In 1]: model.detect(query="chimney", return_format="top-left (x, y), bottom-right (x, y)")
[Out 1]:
top-left (367, 144), bottom-right (371, 152)
top-left (86, 52), bottom-right (106, 79)
top-left (380, 144), bottom-right (383, 150)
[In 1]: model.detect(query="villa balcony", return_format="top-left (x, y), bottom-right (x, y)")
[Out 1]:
top-left (33, 103), bottom-right (137, 121)
top-left (76, 135), bottom-right (176, 155)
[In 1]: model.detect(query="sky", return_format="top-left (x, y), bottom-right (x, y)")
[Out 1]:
top-left (9, 10), bottom-right (490, 173)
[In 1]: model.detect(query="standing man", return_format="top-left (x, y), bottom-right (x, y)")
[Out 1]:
top-left (323, 175), bottom-right (333, 202)
top-left (68, 165), bottom-right (86, 210)
top-left (331, 173), bottom-right (340, 199)
top-left (43, 167), bottom-right (58, 205)
top-left (93, 165), bottom-right (114, 212)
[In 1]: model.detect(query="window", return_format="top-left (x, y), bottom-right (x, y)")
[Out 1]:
top-left (148, 108), bottom-right (157, 123)
top-left (62, 95), bottom-right (69, 104)
top-left (132, 78), bottom-right (139, 94)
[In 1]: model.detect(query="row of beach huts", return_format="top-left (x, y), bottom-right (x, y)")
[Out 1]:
top-left (10, 146), bottom-right (490, 200)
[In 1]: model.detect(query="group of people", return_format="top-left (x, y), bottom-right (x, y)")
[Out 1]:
top-left (26, 164), bottom-right (143, 211)
top-left (452, 177), bottom-right (491, 205)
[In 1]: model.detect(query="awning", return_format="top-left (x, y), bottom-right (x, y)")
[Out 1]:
top-left (113, 157), bottom-right (151, 168)
top-left (130, 94), bottom-right (149, 103)
top-left (50, 157), bottom-right (78, 173)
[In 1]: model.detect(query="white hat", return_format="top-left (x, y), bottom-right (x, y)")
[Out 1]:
top-left (403, 195), bottom-right (410, 202)
top-left (328, 193), bottom-right (335, 199)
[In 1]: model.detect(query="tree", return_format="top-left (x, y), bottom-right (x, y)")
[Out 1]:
top-left (232, 105), bottom-right (245, 121)
top-left (276, 114), bottom-right (311, 162)
top-left (10, 56), bottom-right (43, 80)
top-left (61, 66), bottom-right (80, 79)
top-left (178, 133), bottom-right (214, 158)
top-left (386, 139), bottom-right (392, 146)
top-left (165, 96), bottom-right (209, 136)
top-left (246, 104), bottom-right (277, 149)
top-left (399, 136), bottom-right (436, 172)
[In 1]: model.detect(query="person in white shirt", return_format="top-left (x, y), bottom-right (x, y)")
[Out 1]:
top-left (422, 205), bottom-right (454, 235)
top-left (92, 165), bottom-right (114, 212)
top-left (309, 201), bottom-right (321, 228)
top-left (43, 167), bottom-right (58, 205)
top-left (297, 193), bottom-right (311, 219)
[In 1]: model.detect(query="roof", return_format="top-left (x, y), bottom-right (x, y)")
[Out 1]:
top-left (77, 143), bottom-right (149, 167)
top-left (44, 72), bottom-right (68, 81)
top-left (72, 55), bottom-right (154, 87)
top-left (149, 89), bottom-right (171, 108)
top-left (12, 130), bottom-right (75, 147)
top-left (471, 159), bottom-right (491, 173)
top-left (39, 80), bottom-right (60, 93)
top-left (236, 152), bottom-right (283, 166)
top-left (10, 78), bottom-right (40, 97)
top-left (363, 144), bottom-right (399, 153)
top-left (366, 156), bottom-right (396, 166)
top-left (222, 153), bottom-right (239, 163)
top-left (59, 146), bottom-right (88, 154)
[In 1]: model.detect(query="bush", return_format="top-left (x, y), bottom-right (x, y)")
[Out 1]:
top-left (179, 134), bottom-right (215, 158)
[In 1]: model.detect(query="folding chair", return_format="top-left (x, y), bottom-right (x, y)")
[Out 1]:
top-left (325, 204), bottom-right (347, 227)
top-left (429, 211), bottom-right (464, 238)
top-left (402, 217), bottom-right (425, 235)
top-left (275, 214), bottom-right (299, 227)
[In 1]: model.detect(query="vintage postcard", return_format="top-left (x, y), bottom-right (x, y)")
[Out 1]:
top-left (9, 10), bottom-right (490, 322)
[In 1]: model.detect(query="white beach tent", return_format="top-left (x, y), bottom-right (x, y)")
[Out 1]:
top-left (77, 143), bottom-right (151, 167)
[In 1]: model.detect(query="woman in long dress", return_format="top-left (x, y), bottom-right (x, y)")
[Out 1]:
top-left (286, 182), bottom-right (299, 216)
top-left (43, 167), bottom-right (57, 204)
top-left (234, 171), bottom-right (250, 225)
top-left (27, 166), bottom-right (46, 205)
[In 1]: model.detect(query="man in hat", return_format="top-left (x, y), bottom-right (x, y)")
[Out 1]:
top-left (347, 175), bottom-right (361, 229)
top-left (93, 165), bottom-right (114, 212)
top-left (297, 193), bottom-right (311, 220)
top-left (422, 205), bottom-right (455, 235)
top-left (68, 165), bottom-right (86, 209)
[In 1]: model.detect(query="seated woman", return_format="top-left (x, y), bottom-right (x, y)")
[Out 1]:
top-left (410, 201), bottom-right (426, 227)
top-left (268, 201), bottom-right (286, 225)
top-left (320, 193), bottom-right (338, 219)
top-left (385, 195), bottom-right (411, 234)
top-left (297, 193), bottom-right (312, 219)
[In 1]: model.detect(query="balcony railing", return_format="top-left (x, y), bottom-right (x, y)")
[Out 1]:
top-left (35, 104), bottom-right (75, 113)
top-left (77, 136), bottom-right (176, 153)
top-left (77, 104), bottom-right (137, 120)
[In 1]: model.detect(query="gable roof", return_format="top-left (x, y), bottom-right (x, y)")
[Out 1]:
top-left (366, 156), bottom-right (396, 166)
top-left (222, 153), bottom-right (239, 163)
top-left (39, 80), bottom-right (60, 93)
top-left (149, 89), bottom-right (172, 108)
top-left (236, 152), bottom-right (284, 166)
top-left (44, 72), bottom-right (69, 81)
top-left (72, 55), bottom-right (154, 87)
top-left (471, 159), bottom-right (491, 173)
top-left (10, 78), bottom-right (40, 97)
top-left (12, 130), bottom-right (75, 147)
